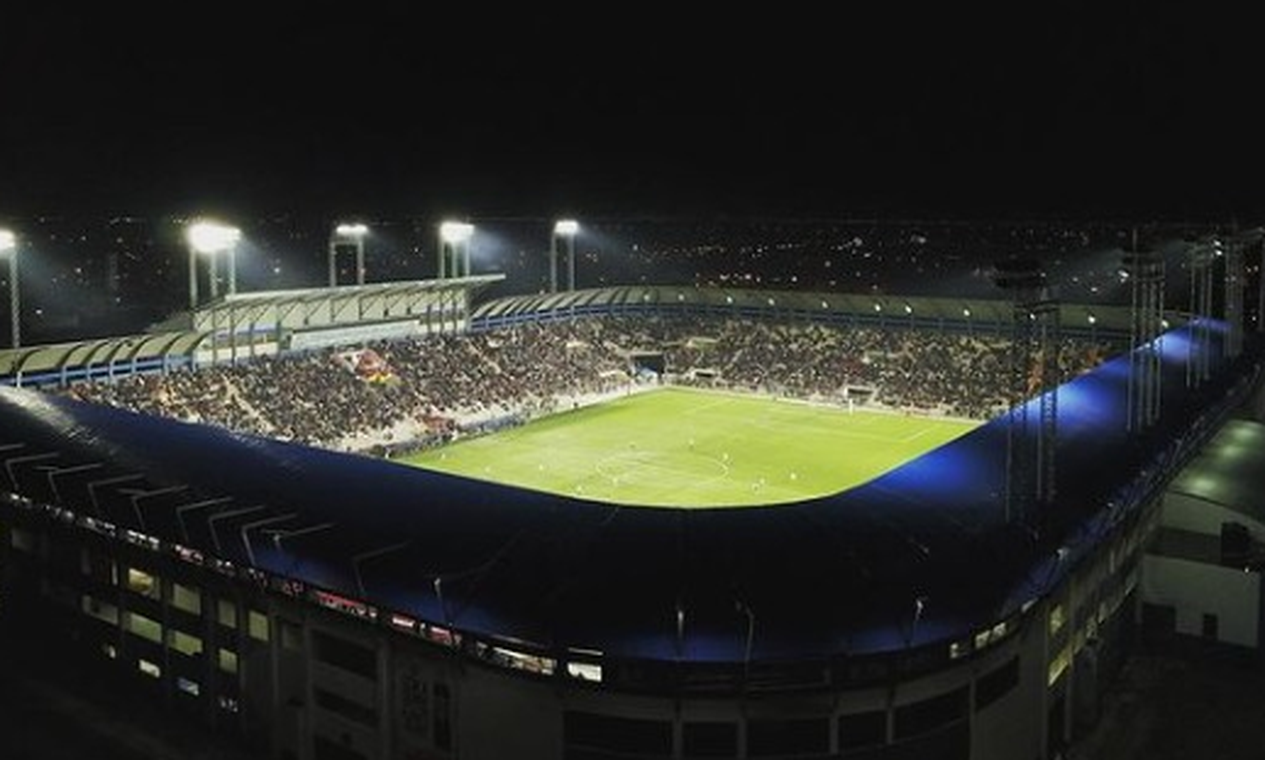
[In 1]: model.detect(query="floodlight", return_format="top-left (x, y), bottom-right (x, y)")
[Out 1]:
top-left (0, 229), bottom-right (14, 253)
top-left (554, 219), bottom-right (579, 237)
top-left (188, 221), bottom-right (241, 254)
top-left (335, 223), bottom-right (369, 237)
top-left (439, 221), bottom-right (474, 244)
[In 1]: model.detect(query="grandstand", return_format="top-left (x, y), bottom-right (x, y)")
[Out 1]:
top-left (0, 277), bottom-right (1262, 760)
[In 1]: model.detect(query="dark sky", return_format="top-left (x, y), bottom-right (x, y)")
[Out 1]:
top-left (1, 6), bottom-right (1260, 221)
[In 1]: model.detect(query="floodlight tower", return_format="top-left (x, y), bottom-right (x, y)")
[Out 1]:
top-left (551, 219), bottom-right (579, 292)
top-left (1222, 237), bottom-right (1245, 360)
top-left (1186, 240), bottom-right (1217, 388)
top-left (993, 257), bottom-right (1060, 525)
top-left (1121, 250), bottom-right (1165, 432)
top-left (1236, 228), bottom-right (1265, 334)
top-left (330, 223), bottom-right (369, 287)
top-left (438, 221), bottom-right (474, 280)
top-left (0, 229), bottom-right (18, 348)
top-left (187, 220), bottom-right (242, 309)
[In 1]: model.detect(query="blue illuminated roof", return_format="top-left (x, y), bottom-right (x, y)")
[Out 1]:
top-left (0, 320), bottom-right (1255, 664)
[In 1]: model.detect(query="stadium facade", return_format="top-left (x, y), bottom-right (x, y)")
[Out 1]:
top-left (0, 283), bottom-right (1262, 760)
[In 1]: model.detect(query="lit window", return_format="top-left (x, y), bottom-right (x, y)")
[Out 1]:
top-left (566, 662), bottom-right (602, 682)
top-left (126, 612), bottom-right (163, 644)
top-left (138, 659), bottom-right (162, 679)
top-left (217, 599), bottom-right (238, 628)
top-left (1049, 604), bottom-right (1065, 636)
top-left (1047, 643), bottom-right (1071, 686)
top-left (177, 677), bottom-right (200, 697)
top-left (171, 583), bottom-right (201, 615)
top-left (248, 610), bottom-right (269, 642)
top-left (126, 568), bottom-right (159, 599)
top-left (168, 629), bottom-right (203, 657)
top-left (218, 648), bottom-right (238, 674)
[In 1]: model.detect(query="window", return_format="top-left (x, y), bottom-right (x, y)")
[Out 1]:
top-left (747, 718), bottom-right (829, 757)
top-left (434, 683), bottom-right (452, 752)
top-left (126, 568), bottom-right (159, 600)
top-left (9, 527), bottom-right (35, 553)
top-left (314, 688), bottom-right (377, 727)
top-left (839, 710), bottom-right (887, 750)
top-left (563, 711), bottom-right (671, 756)
top-left (168, 629), bottom-right (203, 657)
top-left (177, 677), bottom-right (200, 697)
top-left (312, 630), bottom-right (376, 680)
top-left (218, 648), bottom-right (239, 674)
top-left (80, 549), bottom-right (117, 585)
top-left (248, 610), bottom-right (269, 642)
top-left (976, 656), bottom-right (1020, 711)
top-left (1049, 603), bottom-right (1065, 636)
top-left (566, 661), bottom-right (602, 682)
top-left (280, 620), bottom-right (303, 652)
top-left (683, 722), bottom-right (737, 758)
top-left (126, 612), bottom-right (163, 644)
top-left (1202, 613), bottom-right (1219, 640)
top-left (81, 595), bottom-right (120, 626)
top-left (171, 583), bottom-right (201, 615)
top-left (312, 735), bottom-right (365, 760)
top-left (895, 687), bottom-right (968, 739)
top-left (138, 658), bottom-right (161, 678)
top-left (1048, 643), bottom-right (1072, 686)
top-left (217, 599), bottom-right (238, 628)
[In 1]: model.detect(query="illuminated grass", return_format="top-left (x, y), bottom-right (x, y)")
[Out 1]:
top-left (401, 387), bottom-right (978, 508)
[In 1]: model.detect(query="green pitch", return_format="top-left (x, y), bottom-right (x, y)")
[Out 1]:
top-left (401, 387), bottom-right (978, 508)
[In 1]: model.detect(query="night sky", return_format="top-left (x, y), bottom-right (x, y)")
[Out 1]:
top-left (1, 6), bottom-right (1261, 221)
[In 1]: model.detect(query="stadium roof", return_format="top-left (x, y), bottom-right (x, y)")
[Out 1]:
top-left (0, 320), bottom-right (1255, 667)
top-left (0, 331), bottom-right (207, 381)
top-left (191, 275), bottom-right (504, 333)
top-left (472, 286), bottom-right (1142, 332)
top-left (1164, 418), bottom-right (1265, 525)
top-left (1, 276), bottom-right (504, 385)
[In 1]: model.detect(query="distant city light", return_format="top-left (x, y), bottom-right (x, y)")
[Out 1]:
top-left (440, 221), bottom-right (474, 244)
top-left (1087, 314), bottom-right (1097, 325)
top-left (187, 221), bottom-right (241, 254)
top-left (554, 219), bottom-right (579, 237)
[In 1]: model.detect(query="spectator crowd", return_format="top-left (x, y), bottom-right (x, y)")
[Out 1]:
top-left (55, 316), bottom-right (1119, 454)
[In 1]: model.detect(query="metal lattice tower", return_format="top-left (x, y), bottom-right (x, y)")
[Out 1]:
top-left (1253, 231), bottom-right (1265, 334)
top-left (1186, 242), bottom-right (1216, 388)
top-left (993, 258), bottom-right (1060, 524)
top-left (1223, 238), bottom-right (1245, 359)
top-left (1122, 250), bottom-right (1165, 431)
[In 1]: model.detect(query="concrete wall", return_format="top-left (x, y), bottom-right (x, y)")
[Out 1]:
top-left (1143, 554), bottom-right (1261, 648)
top-left (1162, 492), bottom-right (1265, 538)
top-left (971, 623), bottom-right (1046, 760)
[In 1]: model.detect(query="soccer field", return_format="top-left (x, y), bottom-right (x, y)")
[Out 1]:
top-left (401, 387), bottom-right (978, 508)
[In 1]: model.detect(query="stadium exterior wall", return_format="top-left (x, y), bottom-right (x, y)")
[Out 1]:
top-left (0, 477), bottom-right (1157, 760)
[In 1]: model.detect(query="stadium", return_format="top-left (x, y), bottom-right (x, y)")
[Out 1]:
top-left (1, 232), bottom-right (1264, 760)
